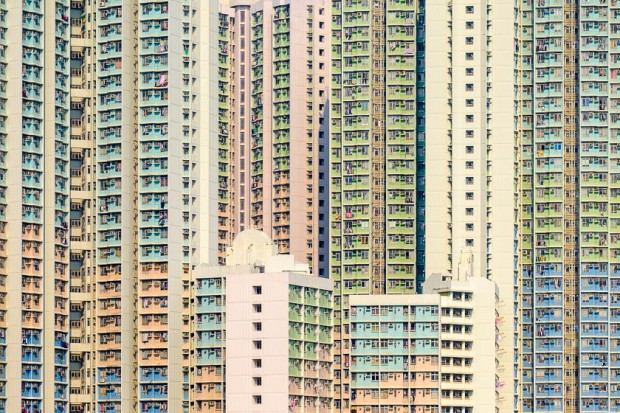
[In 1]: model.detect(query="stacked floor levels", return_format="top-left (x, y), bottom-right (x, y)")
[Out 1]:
top-left (193, 230), bottom-right (334, 413)
top-left (216, 0), bottom-right (330, 274)
top-left (348, 273), bottom-right (499, 413)
top-left (95, 1), bottom-right (197, 412)
top-left (516, 1), bottom-right (620, 412)
top-left (329, 0), bottom-right (426, 408)
top-left (1, 1), bottom-right (72, 413)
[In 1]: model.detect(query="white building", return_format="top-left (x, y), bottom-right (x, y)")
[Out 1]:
top-left (195, 230), bottom-right (334, 413)
top-left (425, 1), bottom-right (516, 409)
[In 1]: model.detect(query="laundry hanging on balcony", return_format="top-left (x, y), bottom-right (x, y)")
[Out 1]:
top-left (155, 74), bottom-right (168, 88)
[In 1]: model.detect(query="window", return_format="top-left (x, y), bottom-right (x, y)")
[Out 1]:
top-left (466, 161), bottom-right (474, 169)
top-left (466, 37), bottom-right (474, 45)
top-left (466, 21), bottom-right (474, 29)
top-left (466, 177), bottom-right (474, 185)
top-left (253, 322), bottom-right (262, 331)
top-left (253, 304), bottom-right (262, 313)
top-left (253, 359), bottom-right (262, 368)
top-left (466, 115), bottom-right (474, 123)
top-left (466, 146), bottom-right (474, 154)
top-left (466, 68), bottom-right (474, 76)
top-left (466, 99), bottom-right (474, 107)
top-left (253, 286), bottom-right (262, 295)
top-left (253, 395), bottom-right (262, 404)
top-left (466, 223), bottom-right (474, 231)
top-left (466, 208), bottom-right (474, 216)
top-left (466, 84), bottom-right (474, 92)
top-left (466, 5), bottom-right (474, 13)
top-left (466, 53), bottom-right (474, 61)
top-left (253, 340), bottom-right (262, 349)
top-left (466, 192), bottom-right (474, 200)
top-left (466, 239), bottom-right (474, 247)
top-left (466, 130), bottom-right (474, 138)
top-left (253, 377), bottom-right (262, 386)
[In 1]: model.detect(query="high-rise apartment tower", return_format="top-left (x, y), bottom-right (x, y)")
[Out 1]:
top-left (0, 2), bottom-right (72, 413)
top-left (517, 1), bottom-right (620, 412)
top-left (68, 0), bottom-right (98, 412)
top-left (216, 0), bottom-right (330, 274)
top-left (425, 0), bottom-right (517, 410)
top-left (329, 0), bottom-right (426, 409)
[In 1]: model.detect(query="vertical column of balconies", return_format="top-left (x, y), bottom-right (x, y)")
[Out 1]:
top-left (609, 1), bottom-right (620, 407)
top-left (0, 3), bottom-right (7, 412)
top-left (181, 2), bottom-right (192, 409)
top-left (385, 0), bottom-right (417, 294)
top-left (340, 0), bottom-right (371, 294)
top-left (96, 0), bottom-right (136, 411)
top-left (530, 1), bottom-right (565, 411)
top-left (6, 2), bottom-right (24, 412)
top-left (250, 10), bottom-right (265, 232)
top-left (137, 1), bottom-right (185, 412)
top-left (579, 2), bottom-right (611, 412)
top-left (318, 289), bottom-right (334, 413)
top-left (96, 0), bottom-right (123, 405)
top-left (288, 285), bottom-right (333, 413)
top-left (516, 0), bottom-right (534, 409)
top-left (415, 3), bottom-right (425, 288)
top-left (21, 0), bottom-right (71, 410)
top-left (288, 285), bottom-right (305, 412)
top-left (218, 11), bottom-right (233, 265)
top-left (194, 272), bottom-right (225, 413)
top-left (439, 294), bottom-right (477, 410)
top-left (20, 2), bottom-right (46, 411)
top-left (43, 1), bottom-right (71, 412)
top-left (338, 0), bottom-right (373, 408)
top-left (68, 0), bottom-right (97, 410)
top-left (138, 1), bottom-right (170, 409)
top-left (409, 305), bottom-right (440, 413)
top-left (264, 1), bottom-right (314, 266)
top-left (272, 4), bottom-right (292, 253)
top-left (329, 0), bottom-right (344, 408)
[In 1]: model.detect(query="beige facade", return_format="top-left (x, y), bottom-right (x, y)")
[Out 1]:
top-left (69, 0), bottom-right (98, 412)
top-left (67, 1), bottom-right (222, 412)
top-left (425, 1), bottom-right (516, 410)
top-left (348, 272), bottom-right (500, 413)
top-left (1, 1), bottom-right (72, 413)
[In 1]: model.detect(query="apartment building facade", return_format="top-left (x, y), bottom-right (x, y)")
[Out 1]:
top-left (516, 1), bottom-right (620, 412)
top-left (66, 1), bottom-right (219, 413)
top-left (425, 0), bottom-right (516, 410)
top-left (348, 273), bottom-right (499, 413)
top-left (26, 1), bottom-right (620, 413)
top-left (329, 0), bottom-right (426, 409)
top-left (193, 230), bottom-right (334, 413)
top-left (0, 1), bottom-right (73, 413)
top-left (215, 0), bottom-right (330, 274)
top-left (68, 0), bottom-right (97, 411)
top-left (92, 1), bottom-right (209, 412)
